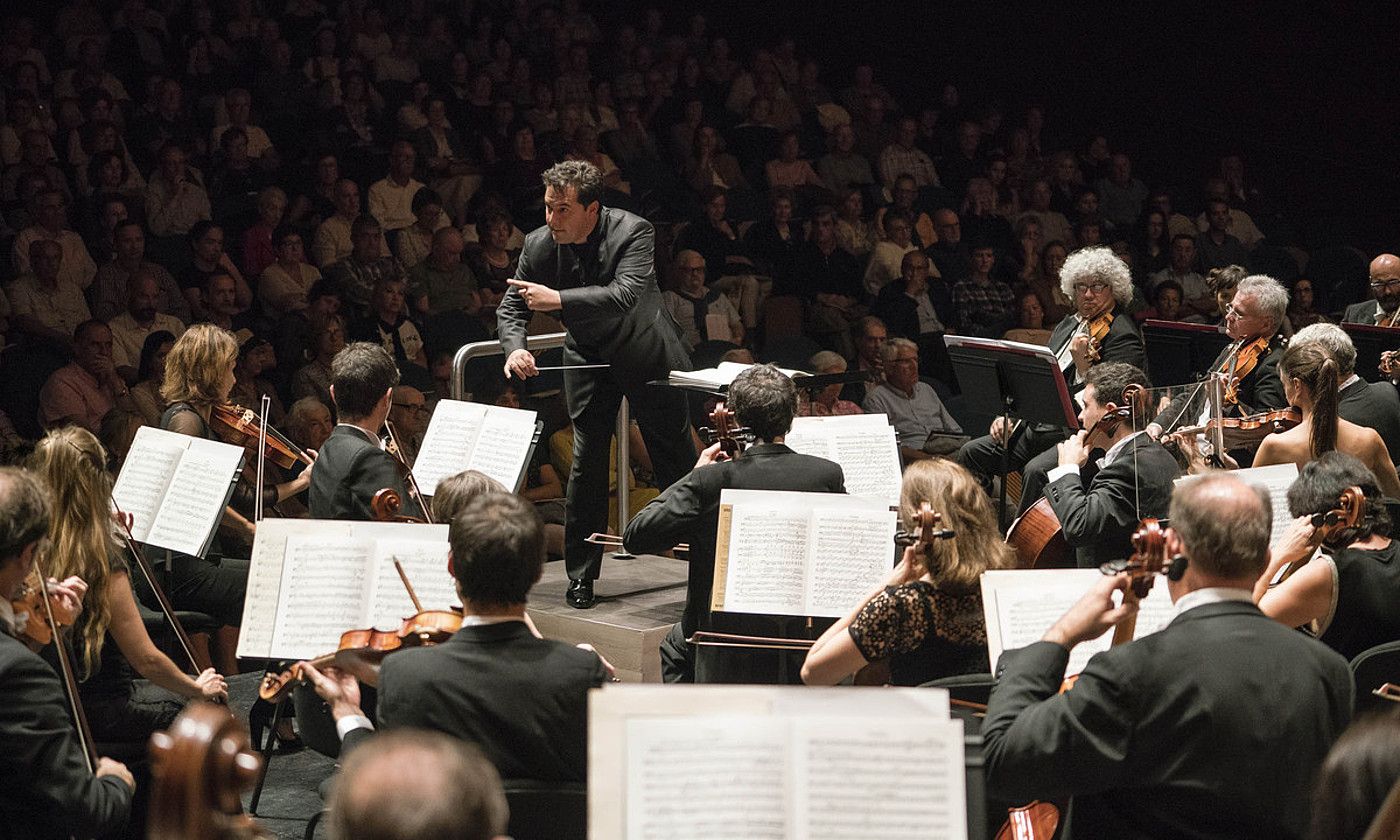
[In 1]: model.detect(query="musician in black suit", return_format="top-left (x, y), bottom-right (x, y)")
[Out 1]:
top-left (498, 160), bottom-right (695, 609)
top-left (1291, 322), bottom-right (1400, 465)
top-left (957, 246), bottom-right (1145, 514)
top-left (0, 467), bottom-right (134, 839)
top-left (1044, 363), bottom-right (1181, 568)
top-left (623, 364), bottom-right (846, 683)
top-left (1147, 274), bottom-right (1288, 453)
top-left (984, 473), bottom-right (1353, 840)
top-left (1340, 253), bottom-right (1400, 326)
top-left (302, 492), bottom-right (609, 783)
top-left (309, 342), bottom-right (421, 521)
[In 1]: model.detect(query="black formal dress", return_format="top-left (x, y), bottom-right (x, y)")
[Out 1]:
top-left (1339, 376), bottom-right (1400, 464)
top-left (308, 424), bottom-right (419, 521)
top-left (1315, 542), bottom-right (1400, 660)
top-left (847, 581), bottom-right (988, 686)
top-left (623, 442), bottom-right (845, 683)
top-left (957, 306), bottom-right (1145, 513)
top-left (498, 206), bottom-right (696, 583)
top-left (984, 599), bottom-right (1353, 840)
top-left (1044, 433), bottom-right (1180, 569)
top-left (0, 626), bottom-right (132, 839)
top-left (341, 621), bottom-right (607, 782)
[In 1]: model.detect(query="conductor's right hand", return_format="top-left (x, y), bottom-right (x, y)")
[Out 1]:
top-left (96, 757), bottom-right (135, 791)
top-left (504, 349), bottom-right (538, 379)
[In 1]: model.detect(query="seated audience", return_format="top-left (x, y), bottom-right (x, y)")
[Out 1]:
top-left (326, 215), bottom-right (407, 314)
top-left (90, 220), bottom-right (190, 323)
top-left (108, 268), bottom-right (185, 381)
top-left (797, 351), bottom-right (862, 417)
top-left (39, 320), bottom-right (135, 432)
top-left (129, 330), bottom-right (177, 427)
top-left (258, 226), bottom-right (323, 316)
top-left (662, 250), bottom-right (744, 349)
top-left (863, 338), bottom-right (963, 461)
top-left (12, 188), bottom-right (98, 290)
top-left (9, 238), bottom-right (93, 350)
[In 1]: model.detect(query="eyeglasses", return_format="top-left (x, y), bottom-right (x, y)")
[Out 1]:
top-left (1370, 278), bottom-right (1400, 291)
top-left (1073, 282), bottom-right (1110, 295)
top-left (1225, 304), bottom-right (1257, 319)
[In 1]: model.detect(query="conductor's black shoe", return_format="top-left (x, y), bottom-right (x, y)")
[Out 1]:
top-left (566, 579), bottom-right (596, 609)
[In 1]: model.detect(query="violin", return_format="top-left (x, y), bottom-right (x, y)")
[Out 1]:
top-left (1274, 486), bottom-right (1365, 586)
top-left (857, 502), bottom-right (956, 687)
top-left (995, 802), bottom-right (1061, 840)
top-left (10, 569), bottom-right (80, 648)
top-left (148, 703), bottom-right (268, 840)
top-left (1221, 336), bottom-right (1271, 406)
top-left (211, 403), bottom-right (312, 470)
top-left (1167, 406), bottom-right (1301, 454)
top-left (258, 609), bottom-right (462, 702)
top-left (700, 401), bottom-right (754, 457)
top-left (1082, 311), bottom-right (1113, 364)
top-left (382, 419), bottom-right (434, 524)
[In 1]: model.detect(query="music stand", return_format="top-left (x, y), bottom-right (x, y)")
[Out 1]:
top-left (1142, 320), bottom-right (1233, 387)
top-left (944, 336), bottom-right (1079, 523)
top-left (1341, 323), bottom-right (1400, 384)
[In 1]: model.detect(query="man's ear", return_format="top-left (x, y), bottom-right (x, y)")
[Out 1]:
top-left (328, 384), bottom-right (338, 409)
top-left (446, 549), bottom-right (456, 578)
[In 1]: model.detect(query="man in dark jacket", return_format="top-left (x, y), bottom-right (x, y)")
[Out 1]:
top-left (499, 160), bottom-right (695, 609)
top-left (984, 472), bottom-right (1352, 840)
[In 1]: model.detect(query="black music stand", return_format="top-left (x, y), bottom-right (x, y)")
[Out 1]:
top-left (945, 336), bottom-right (1079, 524)
top-left (1342, 322), bottom-right (1400, 384)
top-left (1142, 319), bottom-right (1233, 387)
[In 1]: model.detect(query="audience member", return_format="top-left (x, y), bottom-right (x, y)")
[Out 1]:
top-left (39, 320), bottom-right (134, 432)
top-left (12, 188), bottom-right (97, 290)
top-left (108, 267), bottom-right (185, 380)
top-left (89, 220), bottom-right (190, 322)
top-left (863, 338), bottom-right (963, 461)
top-left (8, 239), bottom-right (93, 349)
top-left (662, 250), bottom-right (744, 348)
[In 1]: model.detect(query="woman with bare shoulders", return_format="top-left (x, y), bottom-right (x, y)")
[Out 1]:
top-left (1254, 341), bottom-right (1400, 496)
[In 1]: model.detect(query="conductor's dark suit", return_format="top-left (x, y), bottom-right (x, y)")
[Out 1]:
top-left (623, 443), bottom-right (845, 683)
top-left (0, 629), bottom-right (132, 839)
top-left (1044, 433), bottom-right (1180, 569)
top-left (341, 621), bottom-right (607, 781)
top-left (1340, 375), bottom-right (1400, 464)
top-left (983, 600), bottom-right (1352, 840)
top-left (308, 424), bottom-right (418, 521)
top-left (957, 307), bottom-right (1145, 514)
top-left (498, 206), bottom-right (696, 582)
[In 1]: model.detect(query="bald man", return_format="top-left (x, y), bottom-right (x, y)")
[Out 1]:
top-left (1342, 254), bottom-right (1400, 326)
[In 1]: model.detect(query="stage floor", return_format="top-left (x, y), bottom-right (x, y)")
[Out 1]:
top-left (531, 553), bottom-right (687, 682)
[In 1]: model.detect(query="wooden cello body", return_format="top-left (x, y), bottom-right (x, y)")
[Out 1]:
top-left (1005, 499), bottom-right (1072, 569)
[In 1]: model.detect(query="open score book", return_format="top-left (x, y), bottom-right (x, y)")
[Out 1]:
top-left (110, 425), bottom-right (245, 558)
top-left (412, 398), bottom-right (538, 495)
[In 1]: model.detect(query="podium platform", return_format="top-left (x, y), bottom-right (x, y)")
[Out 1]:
top-left (531, 554), bottom-right (687, 682)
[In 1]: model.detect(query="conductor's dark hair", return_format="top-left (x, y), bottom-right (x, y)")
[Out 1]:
top-left (541, 159), bottom-right (604, 208)
top-left (0, 467), bottom-right (50, 566)
top-left (1083, 362), bottom-right (1150, 425)
top-left (1287, 451), bottom-right (1390, 545)
top-left (728, 364), bottom-right (797, 441)
top-left (1308, 707), bottom-right (1400, 840)
top-left (330, 342), bottom-right (399, 419)
top-left (328, 730), bottom-right (508, 840)
top-left (448, 493), bottom-right (544, 607)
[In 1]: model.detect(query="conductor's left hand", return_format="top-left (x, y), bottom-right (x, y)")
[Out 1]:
top-left (507, 278), bottom-right (561, 312)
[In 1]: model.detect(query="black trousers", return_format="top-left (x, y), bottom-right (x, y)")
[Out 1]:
top-left (956, 423), bottom-right (1068, 515)
top-left (165, 553), bottom-right (249, 627)
top-left (565, 374), bottom-right (695, 582)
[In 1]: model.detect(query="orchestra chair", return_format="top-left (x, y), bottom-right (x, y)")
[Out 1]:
top-left (1350, 640), bottom-right (1400, 717)
top-left (501, 779), bottom-right (587, 840)
top-left (249, 683), bottom-right (343, 816)
top-left (132, 576), bottom-right (218, 673)
top-left (921, 672), bottom-right (996, 708)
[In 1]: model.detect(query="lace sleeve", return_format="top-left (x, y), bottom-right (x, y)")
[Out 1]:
top-left (848, 584), bottom-right (933, 662)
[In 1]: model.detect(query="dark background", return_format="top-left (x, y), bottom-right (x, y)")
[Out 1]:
top-left (612, 0), bottom-right (1399, 251)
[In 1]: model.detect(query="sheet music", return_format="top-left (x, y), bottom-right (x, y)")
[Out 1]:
top-left (982, 569), bottom-right (1176, 676)
top-left (110, 426), bottom-right (187, 542)
top-left (668, 361), bottom-right (805, 389)
top-left (1223, 463), bottom-right (1299, 545)
top-left (714, 490), bottom-right (897, 617)
top-left (786, 415), bottom-right (901, 507)
top-left (600, 687), bottom-right (965, 840)
top-left (794, 717), bottom-right (965, 840)
top-left (269, 536), bottom-right (375, 656)
top-left (144, 437), bottom-right (244, 557)
top-left (625, 716), bottom-right (789, 840)
top-left (414, 399), bottom-right (537, 494)
top-left (367, 538), bottom-right (458, 622)
top-left (241, 520), bottom-right (452, 660)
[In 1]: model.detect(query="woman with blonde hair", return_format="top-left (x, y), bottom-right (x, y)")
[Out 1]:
top-left (29, 427), bottom-right (227, 751)
top-left (159, 324), bottom-right (315, 633)
top-left (801, 459), bottom-right (1015, 685)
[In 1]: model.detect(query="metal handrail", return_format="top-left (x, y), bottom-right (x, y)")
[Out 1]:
top-left (450, 333), bottom-right (632, 545)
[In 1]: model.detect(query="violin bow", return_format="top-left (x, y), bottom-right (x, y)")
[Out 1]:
top-left (392, 557), bottom-right (425, 613)
top-left (113, 501), bottom-right (204, 676)
top-left (254, 395), bottom-right (270, 522)
top-left (34, 555), bottom-right (97, 772)
top-left (384, 419), bottom-right (435, 525)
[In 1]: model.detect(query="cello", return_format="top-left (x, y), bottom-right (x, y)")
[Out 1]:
top-left (148, 703), bottom-right (268, 840)
top-left (1269, 486), bottom-right (1365, 587)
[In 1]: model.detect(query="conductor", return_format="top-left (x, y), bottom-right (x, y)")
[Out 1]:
top-left (499, 160), bottom-right (696, 609)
